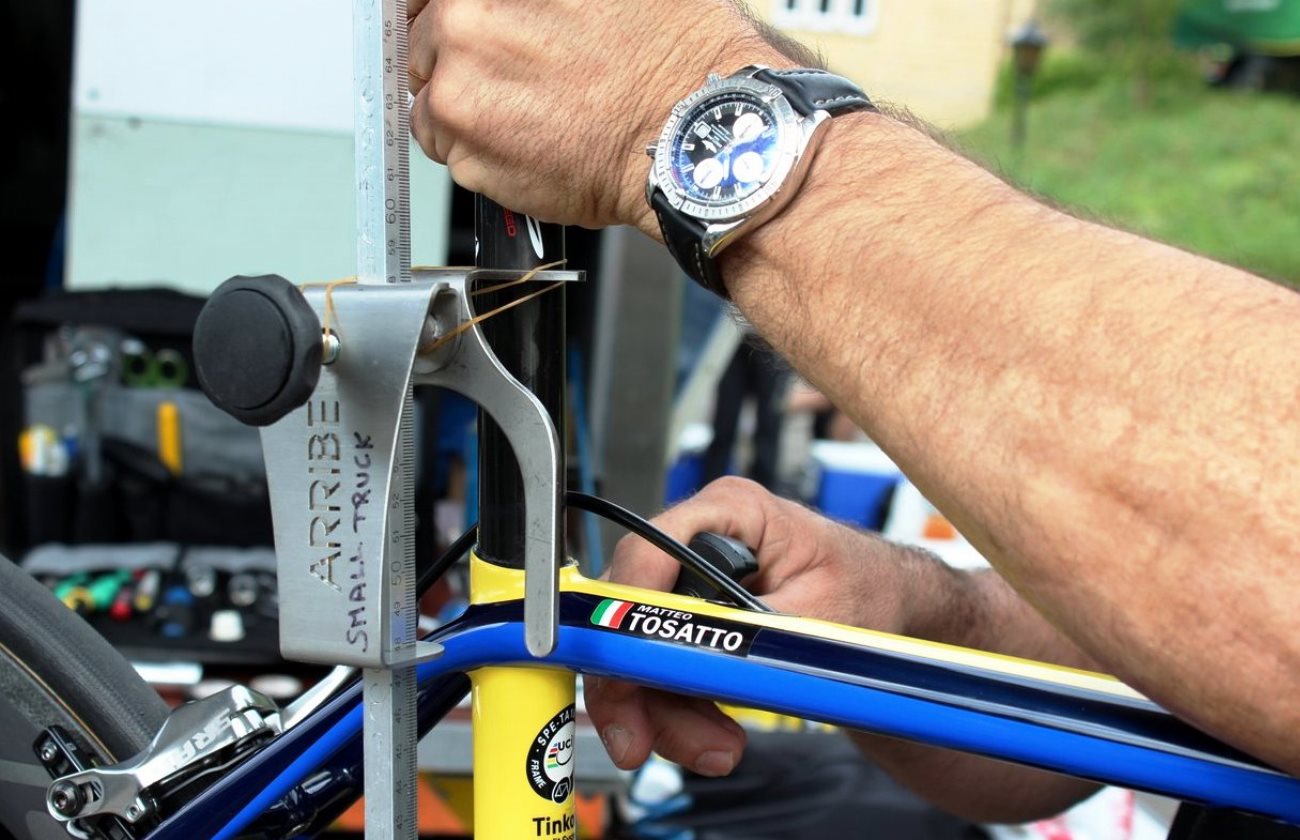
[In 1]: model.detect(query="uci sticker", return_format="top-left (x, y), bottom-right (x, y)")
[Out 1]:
top-left (526, 704), bottom-right (575, 804)
top-left (589, 598), bottom-right (757, 656)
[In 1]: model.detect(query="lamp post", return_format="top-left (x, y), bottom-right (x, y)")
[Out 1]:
top-left (1010, 19), bottom-right (1050, 152)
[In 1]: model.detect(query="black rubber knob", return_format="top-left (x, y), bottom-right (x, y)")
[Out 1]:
top-left (672, 533), bottom-right (760, 600)
top-left (193, 275), bottom-right (322, 427)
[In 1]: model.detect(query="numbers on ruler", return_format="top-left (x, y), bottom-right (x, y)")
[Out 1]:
top-left (358, 2), bottom-right (409, 285)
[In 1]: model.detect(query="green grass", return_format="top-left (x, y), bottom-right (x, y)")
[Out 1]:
top-left (960, 56), bottom-right (1300, 284)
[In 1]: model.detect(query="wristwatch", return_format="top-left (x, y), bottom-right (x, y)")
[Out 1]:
top-left (646, 66), bottom-right (875, 298)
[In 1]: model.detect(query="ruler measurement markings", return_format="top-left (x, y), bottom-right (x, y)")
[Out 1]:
top-left (357, 0), bottom-right (417, 837)
top-left (357, 0), bottom-right (410, 288)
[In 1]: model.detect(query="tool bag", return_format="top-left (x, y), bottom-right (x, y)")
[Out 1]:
top-left (1, 287), bottom-right (271, 553)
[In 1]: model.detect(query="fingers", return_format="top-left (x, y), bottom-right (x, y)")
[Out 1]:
top-left (585, 676), bottom-right (654, 768)
top-left (751, 576), bottom-right (821, 616)
top-left (608, 477), bottom-right (776, 591)
top-left (407, 0), bottom-right (444, 164)
top-left (408, 1), bottom-right (438, 94)
top-left (586, 677), bottom-right (746, 777)
top-left (409, 82), bottom-right (445, 163)
top-left (644, 693), bottom-right (746, 776)
top-left (591, 478), bottom-right (831, 781)
top-left (589, 479), bottom-right (769, 780)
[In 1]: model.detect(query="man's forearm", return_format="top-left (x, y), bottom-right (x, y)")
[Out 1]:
top-left (708, 110), bottom-right (1300, 773)
top-left (853, 552), bottom-right (1101, 822)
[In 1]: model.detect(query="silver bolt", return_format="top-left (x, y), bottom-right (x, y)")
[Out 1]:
top-left (126, 805), bottom-right (141, 820)
top-left (49, 781), bottom-right (82, 817)
top-left (321, 331), bottom-right (341, 365)
top-left (419, 314), bottom-right (444, 350)
top-left (40, 743), bottom-right (57, 762)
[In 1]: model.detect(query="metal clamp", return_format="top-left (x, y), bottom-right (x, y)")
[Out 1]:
top-left (414, 268), bottom-right (576, 656)
top-left (265, 267), bottom-right (575, 669)
top-left (246, 265), bottom-right (572, 840)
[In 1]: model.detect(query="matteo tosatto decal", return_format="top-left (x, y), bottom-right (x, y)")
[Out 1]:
top-left (588, 598), bottom-right (757, 656)
top-left (526, 704), bottom-right (575, 804)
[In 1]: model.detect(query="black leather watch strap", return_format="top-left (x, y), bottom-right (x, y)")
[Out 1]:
top-left (651, 189), bottom-right (728, 297)
top-left (752, 68), bottom-right (875, 118)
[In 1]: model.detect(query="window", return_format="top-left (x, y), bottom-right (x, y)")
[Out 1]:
top-left (773, 0), bottom-right (878, 35)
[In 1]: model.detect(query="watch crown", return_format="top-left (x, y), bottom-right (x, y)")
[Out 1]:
top-left (645, 143), bottom-right (657, 157)
top-left (707, 73), bottom-right (721, 84)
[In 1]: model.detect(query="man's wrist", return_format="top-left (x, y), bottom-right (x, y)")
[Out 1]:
top-left (895, 548), bottom-right (1102, 671)
top-left (895, 546), bottom-right (985, 648)
top-left (717, 108), bottom-right (895, 300)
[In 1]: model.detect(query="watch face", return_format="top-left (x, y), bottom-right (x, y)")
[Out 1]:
top-left (670, 93), bottom-right (782, 208)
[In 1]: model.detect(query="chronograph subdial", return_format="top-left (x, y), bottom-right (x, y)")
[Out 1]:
top-left (733, 111), bottom-right (765, 143)
top-left (691, 157), bottom-right (727, 191)
top-left (731, 151), bottom-right (765, 184)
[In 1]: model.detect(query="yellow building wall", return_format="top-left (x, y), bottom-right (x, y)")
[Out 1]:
top-left (759, 0), bottom-right (1039, 129)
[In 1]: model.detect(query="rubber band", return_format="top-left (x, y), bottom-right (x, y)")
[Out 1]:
top-left (320, 278), bottom-right (359, 341)
top-left (420, 280), bottom-right (564, 355)
top-left (471, 259), bottom-right (567, 297)
top-left (296, 261), bottom-right (565, 354)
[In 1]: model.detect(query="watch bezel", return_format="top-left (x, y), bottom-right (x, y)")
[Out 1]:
top-left (652, 75), bottom-right (803, 224)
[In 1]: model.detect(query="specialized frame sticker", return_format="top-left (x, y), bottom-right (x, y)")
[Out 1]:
top-left (588, 598), bottom-right (757, 656)
top-left (526, 704), bottom-right (575, 804)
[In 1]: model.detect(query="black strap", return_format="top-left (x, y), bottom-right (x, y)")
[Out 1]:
top-left (652, 189), bottom-right (728, 298)
top-left (752, 67), bottom-right (875, 118)
top-left (652, 67), bottom-right (874, 298)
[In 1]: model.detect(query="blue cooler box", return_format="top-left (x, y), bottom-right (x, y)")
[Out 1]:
top-left (811, 442), bottom-right (903, 530)
top-left (665, 423), bottom-right (714, 505)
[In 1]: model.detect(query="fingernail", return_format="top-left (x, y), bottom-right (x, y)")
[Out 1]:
top-left (602, 725), bottom-right (632, 764)
top-left (694, 750), bottom-right (736, 777)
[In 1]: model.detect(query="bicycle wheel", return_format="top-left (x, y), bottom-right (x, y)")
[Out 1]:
top-left (0, 554), bottom-right (169, 840)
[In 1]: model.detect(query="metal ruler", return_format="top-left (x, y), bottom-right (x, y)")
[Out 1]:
top-left (353, 0), bottom-right (417, 837)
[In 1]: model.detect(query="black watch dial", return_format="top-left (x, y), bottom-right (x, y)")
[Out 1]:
top-left (670, 93), bottom-right (781, 207)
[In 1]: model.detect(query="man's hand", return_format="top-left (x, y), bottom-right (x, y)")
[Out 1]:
top-left (585, 477), bottom-right (925, 777)
top-left (585, 477), bottom-right (1104, 821)
top-left (406, 0), bottom-right (790, 232)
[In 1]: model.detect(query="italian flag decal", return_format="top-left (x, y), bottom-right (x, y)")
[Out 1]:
top-left (590, 599), bottom-right (635, 629)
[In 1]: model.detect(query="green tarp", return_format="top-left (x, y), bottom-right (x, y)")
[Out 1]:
top-left (1175, 0), bottom-right (1300, 54)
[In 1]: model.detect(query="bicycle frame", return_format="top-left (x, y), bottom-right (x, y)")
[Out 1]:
top-left (141, 556), bottom-right (1300, 839)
